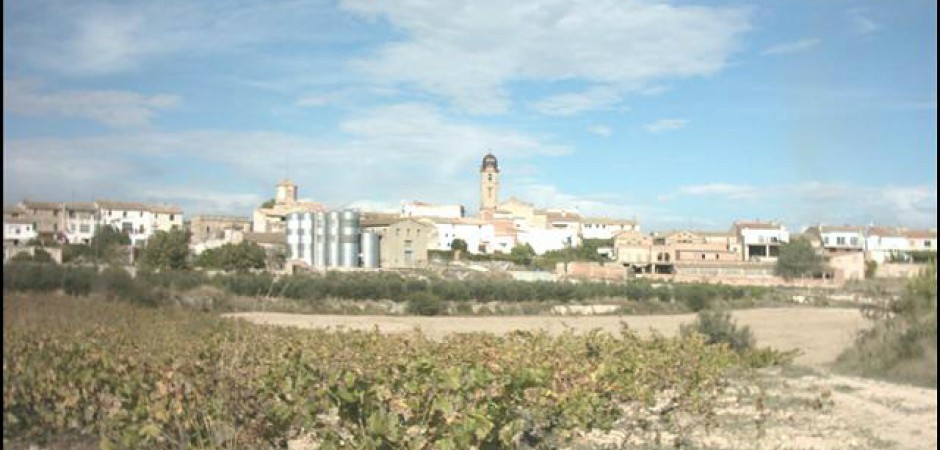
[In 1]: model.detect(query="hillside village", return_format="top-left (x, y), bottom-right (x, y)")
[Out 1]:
top-left (3, 152), bottom-right (936, 286)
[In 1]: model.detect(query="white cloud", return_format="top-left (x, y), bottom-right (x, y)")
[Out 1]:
top-left (5, 1), bottom-right (360, 76)
top-left (3, 103), bottom-right (568, 215)
top-left (848, 9), bottom-right (880, 35)
top-left (3, 79), bottom-right (180, 127)
top-left (663, 181), bottom-right (938, 229)
top-left (295, 95), bottom-right (332, 107)
top-left (530, 87), bottom-right (625, 116)
top-left (587, 125), bottom-right (613, 137)
top-left (343, 0), bottom-right (751, 113)
top-left (644, 118), bottom-right (688, 133)
top-left (677, 183), bottom-right (759, 199)
top-left (761, 38), bottom-right (821, 56)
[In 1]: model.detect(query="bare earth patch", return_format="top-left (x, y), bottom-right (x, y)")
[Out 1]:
top-left (224, 307), bottom-right (867, 366)
top-left (228, 308), bottom-right (936, 450)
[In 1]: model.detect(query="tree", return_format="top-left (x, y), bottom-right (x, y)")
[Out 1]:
top-left (139, 229), bottom-right (191, 271)
top-left (775, 238), bottom-right (826, 280)
top-left (88, 225), bottom-right (132, 266)
top-left (509, 243), bottom-right (536, 266)
top-left (450, 238), bottom-right (468, 252)
top-left (260, 198), bottom-right (276, 209)
top-left (195, 241), bottom-right (266, 271)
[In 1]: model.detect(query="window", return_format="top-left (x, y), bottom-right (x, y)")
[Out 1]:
top-left (701, 254), bottom-right (706, 259)
top-left (69, 211), bottom-right (75, 219)
top-left (79, 224), bottom-right (90, 233)
top-left (140, 211), bottom-right (144, 218)
top-left (139, 225), bottom-right (145, 234)
top-left (836, 237), bottom-right (846, 245)
top-left (404, 240), bottom-right (413, 247)
top-left (123, 211), bottom-right (127, 218)
top-left (926, 240), bottom-right (932, 248)
top-left (850, 237), bottom-right (858, 246)
top-left (170, 214), bottom-right (175, 221)
top-left (824, 237), bottom-right (829, 244)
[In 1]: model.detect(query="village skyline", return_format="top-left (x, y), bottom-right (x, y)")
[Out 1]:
top-left (3, 0), bottom-right (936, 233)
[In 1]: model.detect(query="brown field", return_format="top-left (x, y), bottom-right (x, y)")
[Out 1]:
top-left (228, 308), bottom-right (936, 450)
top-left (225, 307), bottom-right (866, 366)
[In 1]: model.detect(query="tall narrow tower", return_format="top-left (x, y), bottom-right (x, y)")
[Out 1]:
top-left (480, 152), bottom-right (500, 214)
top-left (276, 179), bottom-right (298, 205)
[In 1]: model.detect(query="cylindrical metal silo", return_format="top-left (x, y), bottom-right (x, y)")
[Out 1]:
top-left (339, 209), bottom-right (360, 267)
top-left (360, 231), bottom-right (379, 268)
top-left (286, 212), bottom-right (300, 261)
top-left (313, 211), bottom-right (328, 268)
top-left (301, 212), bottom-right (313, 265)
top-left (327, 210), bottom-right (341, 267)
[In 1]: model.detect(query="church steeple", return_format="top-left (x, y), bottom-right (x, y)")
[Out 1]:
top-left (479, 152), bottom-right (500, 215)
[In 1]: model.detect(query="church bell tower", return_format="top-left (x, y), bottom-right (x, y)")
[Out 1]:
top-left (479, 152), bottom-right (499, 215)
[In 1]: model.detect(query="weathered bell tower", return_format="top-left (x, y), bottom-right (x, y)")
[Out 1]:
top-left (479, 152), bottom-right (499, 215)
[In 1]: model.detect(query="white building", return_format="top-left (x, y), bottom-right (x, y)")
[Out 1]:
top-left (865, 227), bottom-right (937, 263)
top-left (401, 201), bottom-right (465, 219)
top-left (3, 218), bottom-right (37, 245)
top-left (63, 203), bottom-right (98, 244)
top-left (517, 228), bottom-right (581, 255)
top-left (419, 217), bottom-right (494, 254)
top-left (732, 221), bottom-right (789, 261)
top-left (806, 225), bottom-right (865, 253)
top-left (580, 217), bottom-right (639, 240)
top-left (96, 200), bottom-right (184, 247)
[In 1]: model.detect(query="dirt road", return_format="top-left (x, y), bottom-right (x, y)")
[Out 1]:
top-left (225, 307), bottom-right (867, 366)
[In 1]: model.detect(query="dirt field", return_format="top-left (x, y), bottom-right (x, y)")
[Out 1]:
top-left (228, 308), bottom-right (936, 450)
top-left (225, 307), bottom-right (867, 366)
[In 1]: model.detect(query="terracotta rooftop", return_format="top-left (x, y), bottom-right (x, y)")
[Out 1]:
top-left (190, 215), bottom-right (251, 222)
top-left (3, 218), bottom-right (34, 225)
top-left (150, 205), bottom-right (183, 214)
top-left (902, 229), bottom-right (937, 239)
top-left (21, 201), bottom-right (62, 210)
top-left (733, 221), bottom-right (783, 231)
top-left (817, 225), bottom-right (863, 233)
top-left (243, 232), bottom-right (286, 245)
top-left (582, 217), bottom-right (637, 226)
top-left (866, 226), bottom-right (905, 237)
top-left (63, 202), bottom-right (97, 212)
top-left (96, 200), bottom-right (153, 211)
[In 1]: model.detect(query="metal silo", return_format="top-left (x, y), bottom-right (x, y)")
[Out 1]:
top-left (286, 212), bottom-right (300, 261)
top-left (339, 209), bottom-right (360, 267)
top-left (301, 212), bottom-right (313, 265)
top-left (360, 232), bottom-right (379, 268)
top-left (327, 210), bottom-right (341, 267)
top-left (313, 211), bottom-right (328, 268)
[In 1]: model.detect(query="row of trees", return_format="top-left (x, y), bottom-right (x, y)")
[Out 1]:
top-left (49, 226), bottom-right (268, 272)
top-left (445, 238), bottom-right (614, 270)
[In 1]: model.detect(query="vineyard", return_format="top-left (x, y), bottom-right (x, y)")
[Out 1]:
top-left (2, 293), bottom-right (786, 449)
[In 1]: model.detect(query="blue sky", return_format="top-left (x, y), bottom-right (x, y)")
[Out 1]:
top-left (3, 0), bottom-right (936, 232)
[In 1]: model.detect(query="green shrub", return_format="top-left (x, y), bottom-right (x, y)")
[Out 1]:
top-left (406, 291), bottom-right (444, 316)
top-left (3, 261), bottom-right (63, 292)
top-left (680, 310), bottom-right (755, 353)
top-left (836, 264), bottom-right (937, 387)
top-left (62, 267), bottom-right (95, 296)
top-left (95, 267), bottom-right (137, 300)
